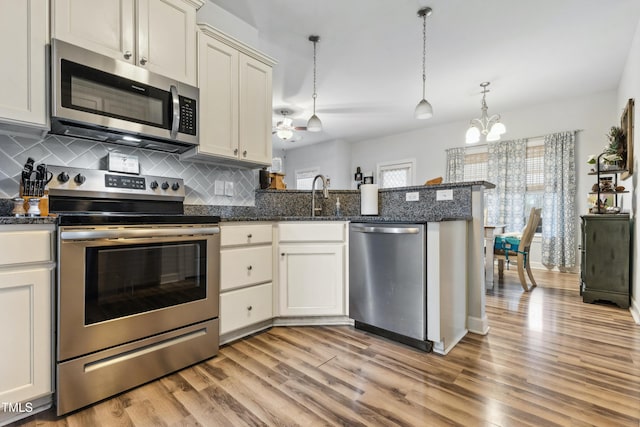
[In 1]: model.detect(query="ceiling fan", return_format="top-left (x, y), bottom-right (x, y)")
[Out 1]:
top-left (272, 109), bottom-right (306, 141)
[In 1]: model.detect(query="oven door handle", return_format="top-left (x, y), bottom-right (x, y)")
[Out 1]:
top-left (60, 226), bottom-right (220, 241)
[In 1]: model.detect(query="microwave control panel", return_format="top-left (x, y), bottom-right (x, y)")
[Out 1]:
top-left (179, 96), bottom-right (197, 135)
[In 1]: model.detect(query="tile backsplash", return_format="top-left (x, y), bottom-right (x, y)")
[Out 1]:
top-left (0, 133), bottom-right (257, 206)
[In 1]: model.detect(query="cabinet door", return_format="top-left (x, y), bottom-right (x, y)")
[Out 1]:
top-left (279, 244), bottom-right (345, 316)
top-left (0, 0), bottom-right (48, 127)
top-left (0, 267), bottom-right (52, 404)
top-left (196, 32), bottom-right (239, 159)
top-left (239, 53), bottom-right (273, 165)
top-left (52, 0), bottom-right (135, 64)
top-left (137, 0), bottom-right (197, 85)
top-left (583, 218), bottom-right (629, 294)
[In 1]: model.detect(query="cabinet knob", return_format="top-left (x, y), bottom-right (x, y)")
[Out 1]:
top-left (247, 265), bottom-right (252, 271)
top-left (243, 150), bottom-right (247, 157)
top-left (234, 148), bottom-right (239, 155)
top-left (247, 234), bottom-right (252, 239)
top-left (247, 305), bottom-right (253, 311)
top-left (123, 51), bottom-right (132, 60)
top-left (140, 57), bottom-right (148, 66)
top-left (281, 253), bottom-right (285, 256)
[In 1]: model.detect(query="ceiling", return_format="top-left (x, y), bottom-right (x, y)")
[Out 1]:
top-left (208, 0), bottom-right (640, 151)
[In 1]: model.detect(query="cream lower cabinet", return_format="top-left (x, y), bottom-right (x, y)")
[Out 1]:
top-left (0, 225), bottom-right (55, 426)
top-left (219, 223), bottom-right (273, 341)
top-left (276, 222), bottom-right (348, 317)
top-left (52, 0), bottom-right (202, 85)
top-left (181, 24), bottom-right (275, 167)
top-left (0, 0), bottom-right (48, 131)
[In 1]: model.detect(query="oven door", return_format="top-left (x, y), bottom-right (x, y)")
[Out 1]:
top-left (57, 224), bottom-right (220, 361)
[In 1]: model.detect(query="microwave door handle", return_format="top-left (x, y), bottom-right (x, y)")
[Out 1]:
top-left (170, 85), bottom-right (180, 139)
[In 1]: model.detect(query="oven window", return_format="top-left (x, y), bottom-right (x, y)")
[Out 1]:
top-left (84, 241), bottom-right (206, 325)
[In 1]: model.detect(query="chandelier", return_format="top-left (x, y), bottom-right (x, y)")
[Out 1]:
top-left (465, 82), bottom-right (506, 144)
top-left (414, 7), bottom-right (433, 119)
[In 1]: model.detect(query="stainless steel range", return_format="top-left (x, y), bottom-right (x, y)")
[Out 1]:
top-left (48, 166), bottom-right (220, 416)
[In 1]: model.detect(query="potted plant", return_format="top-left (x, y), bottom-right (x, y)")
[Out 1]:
top-left (602, 126), bottom-right (626, 169)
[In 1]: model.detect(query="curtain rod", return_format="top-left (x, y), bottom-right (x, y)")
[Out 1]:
top-left (448, 129), bottom-right (584, 150)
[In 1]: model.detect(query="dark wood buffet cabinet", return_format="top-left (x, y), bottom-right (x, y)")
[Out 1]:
top-left (580, 214), bottom-right (630, 308)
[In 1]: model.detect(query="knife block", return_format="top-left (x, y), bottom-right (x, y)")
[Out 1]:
top-left (20, 185), bottom-right (49, 216)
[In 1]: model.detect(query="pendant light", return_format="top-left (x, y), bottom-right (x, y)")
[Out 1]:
top-left (415, 7), bottom-right (433, 119)
top-left (465, 82), bottom-right (507, 144)
top-left (307, 35), bottom-right (322, 132)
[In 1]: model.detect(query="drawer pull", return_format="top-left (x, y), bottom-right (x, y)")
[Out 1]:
top-left (247, 265), bottom-right (253, 271)
top-left (247, 305), bottom-right (253, 311)
top-left (247, 234), bottom-right (253, 239)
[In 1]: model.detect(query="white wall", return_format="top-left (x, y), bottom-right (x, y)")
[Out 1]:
top-left (282, 139), bottom-right (351, 189)
top-left (618, 15), bottom-right (640, 322)
top-left (348, 89), bottom-right (617, 220)
top-left (196, 3), bottom-right (260, 47)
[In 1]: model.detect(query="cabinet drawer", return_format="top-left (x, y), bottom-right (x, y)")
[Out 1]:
top-left (221, 224), bottom-right (272, 246)
top-left (278, 222), bottom-right (346, 242)
top-left (0, 231), bottom-right (52, 266)
top-left (220, 282), bottom-right (273, 334)
top-left (221, 245), bottom-right (272, 290)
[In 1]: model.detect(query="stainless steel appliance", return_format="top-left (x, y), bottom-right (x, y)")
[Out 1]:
top-left (349, 223), bottom-right (431, 351)
top-left (48, 166), bottom-right (220, 415)
top-left (50, 39), bottom-right (198, 153)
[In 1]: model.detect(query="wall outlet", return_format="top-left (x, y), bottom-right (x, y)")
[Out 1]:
top-left (214, 180), bottom-right (224, 196)
top-left (406, 192), bottom-right (419, 201)
top-left (436, 189), bottom-right (454, 201)
top-left (224, 181), bottom-right (234, 196)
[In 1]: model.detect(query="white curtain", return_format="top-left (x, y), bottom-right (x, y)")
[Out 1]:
top-left (486, 139), bottom-right (528, 233)
top-left (542, 131), bottom-right (576, 268)
top-left (445, 147), bottom-right (465, 183)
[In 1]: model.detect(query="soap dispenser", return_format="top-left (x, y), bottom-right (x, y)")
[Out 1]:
top-left (335, 197), bottom-right (342, 217)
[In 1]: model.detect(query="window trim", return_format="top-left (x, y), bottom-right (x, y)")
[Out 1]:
top-left (294, 167), bottom-right (320, 190)
top-left (376, 158), bottom-right (416, 188)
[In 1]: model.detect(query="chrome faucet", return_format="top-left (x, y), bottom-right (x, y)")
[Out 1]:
top-left (311, 174), bottom-right (329, 217)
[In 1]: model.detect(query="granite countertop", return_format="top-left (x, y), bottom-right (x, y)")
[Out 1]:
top-left (222, 215), bottom-right (472, 223)
top-left (0, 216), bottom-right (58, 225)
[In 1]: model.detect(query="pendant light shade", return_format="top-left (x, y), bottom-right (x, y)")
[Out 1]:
top-left (415, 99), bottom-right (433, 119)
top-left (415, 7), bottom-right (433, 120)
top-left (307, 35), bottom-right (322, 132)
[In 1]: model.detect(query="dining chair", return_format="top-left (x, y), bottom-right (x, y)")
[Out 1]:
top-left (493, 207), bottom-right (542, 291)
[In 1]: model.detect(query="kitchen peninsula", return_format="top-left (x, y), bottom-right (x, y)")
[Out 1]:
top-left (187, 180), bottom-right (494, 353)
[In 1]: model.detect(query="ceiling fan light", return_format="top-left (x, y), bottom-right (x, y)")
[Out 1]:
top-left (276, 129), bottom-right (294, 140)
top-left (414, 99), bottom-right (433, 119)
top-left (465, 126), bottom-right (480, 144)
top-left (307, 114), bottom-right (322, 132)
top-left (282, 117), bottom-right (293, 128)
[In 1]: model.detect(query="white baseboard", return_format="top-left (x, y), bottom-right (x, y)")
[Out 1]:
top-left (630, 296), bottom-right (640, 325)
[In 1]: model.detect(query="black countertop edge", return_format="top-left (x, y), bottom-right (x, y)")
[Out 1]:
top-left (256, 181), bottom-right (495, 194)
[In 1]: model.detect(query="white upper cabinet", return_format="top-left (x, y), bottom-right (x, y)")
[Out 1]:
top-left (52, 0), bottom-right (202, 85)
top-left (182, 24), bottom-right (275, 167)
top-left (0, 0), bottom-right (48, 129)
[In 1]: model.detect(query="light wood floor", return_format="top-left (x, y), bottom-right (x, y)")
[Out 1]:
top-left (11, 270), bottom-right (640, 426)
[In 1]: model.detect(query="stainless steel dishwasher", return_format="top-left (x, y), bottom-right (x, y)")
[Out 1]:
top-left (349, 223), bottom-right (431, 351)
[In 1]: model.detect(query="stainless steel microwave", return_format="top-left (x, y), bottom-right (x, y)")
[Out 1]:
top-left (50, 39), bottom-right (199, 153)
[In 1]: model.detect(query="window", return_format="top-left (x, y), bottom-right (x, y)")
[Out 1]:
top-left (377, 159), bottom-right (416, 189)
top-left (463, 151), bottom-right (488, 181)
top-left (525, 142), bottom-right (545, 233)
top-left (295, 168), bottom-right (319, 190)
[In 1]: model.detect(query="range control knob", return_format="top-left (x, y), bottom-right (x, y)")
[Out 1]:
top-left (57, 172), bottom-right (69, 183)
top-left (172, 182), bottom-right (180, 191)
top-left (74, 174), bottom-right (86, 185)
top-left (161, 181), bottom-right (170, 190)
top-left (149, 180), bottom-right (159, 190)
